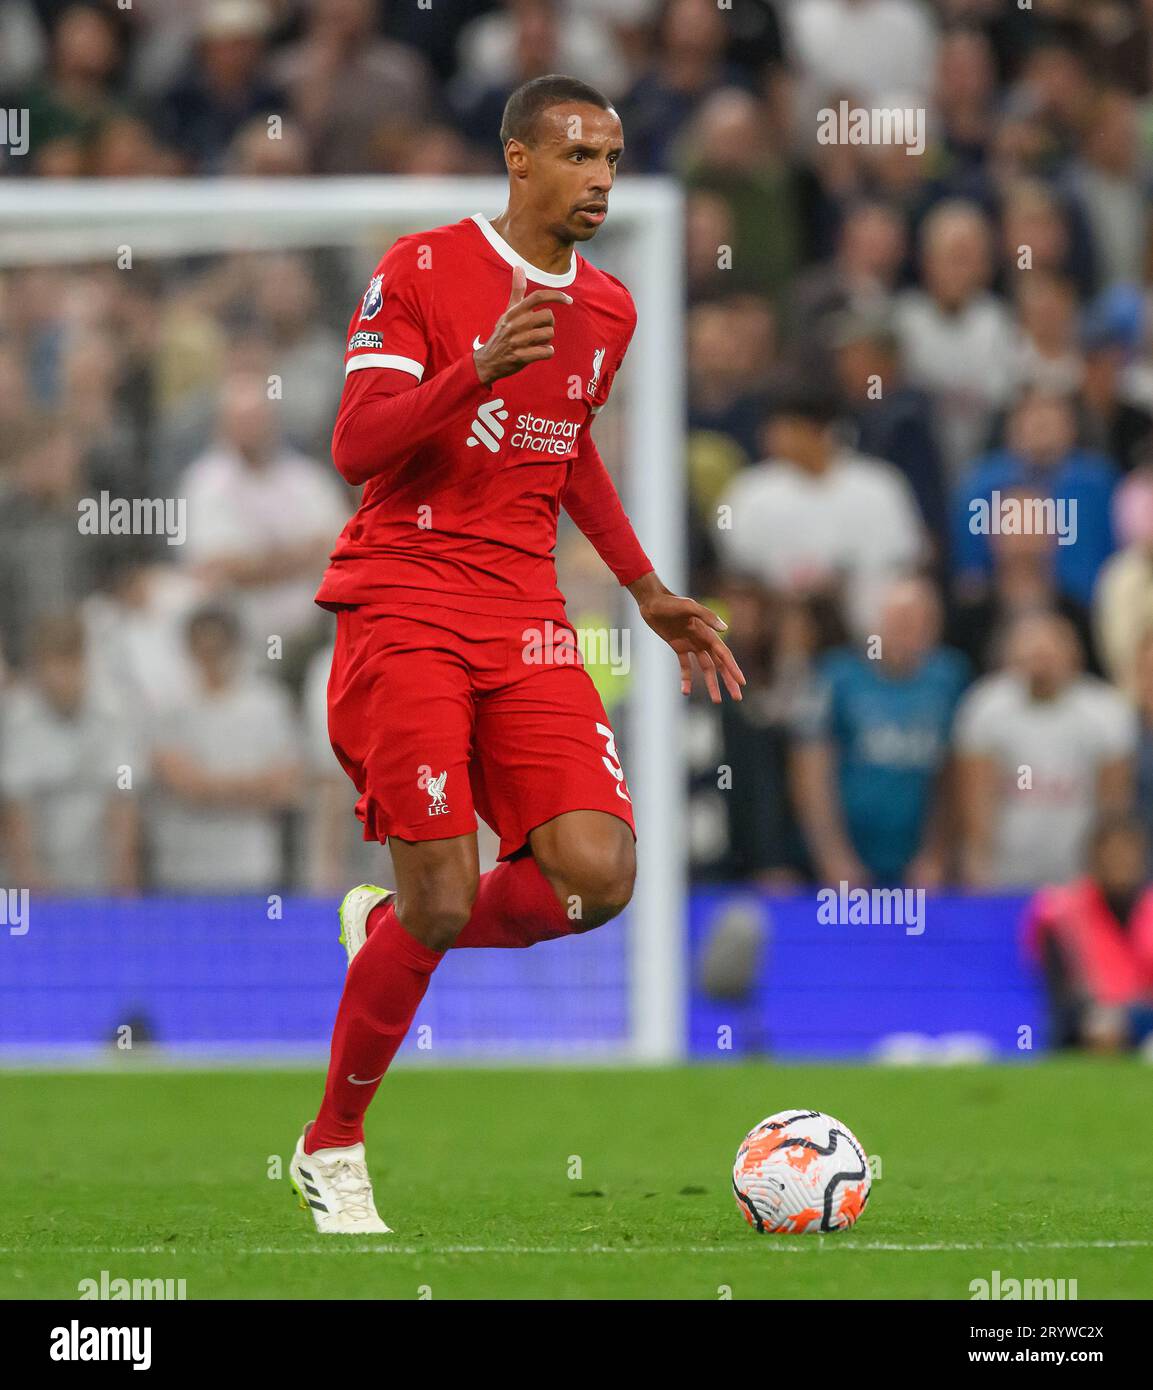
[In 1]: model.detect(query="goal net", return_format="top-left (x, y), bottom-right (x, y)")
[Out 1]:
top-left (0, 177), bottom-right (686, 1064)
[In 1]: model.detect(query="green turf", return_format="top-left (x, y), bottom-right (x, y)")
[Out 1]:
top-left (2, 1061), bottom-right (1151, 1300)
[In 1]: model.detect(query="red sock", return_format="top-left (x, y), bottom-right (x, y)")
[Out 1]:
top-left (453, 855), bottom-right (574, 947)
top-left (362, 856), bottom-right (574, 950)
top-left (306, 905), bottom-right (442, 1152)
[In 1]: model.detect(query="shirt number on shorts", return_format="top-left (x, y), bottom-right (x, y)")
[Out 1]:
top-left (596, 721), bottom-right (632, 804)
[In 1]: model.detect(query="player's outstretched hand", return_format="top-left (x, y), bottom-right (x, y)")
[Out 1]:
top-left (473, 265), bottom-right (573, 385)
top-left (637, 592), bottom-right (747, 703)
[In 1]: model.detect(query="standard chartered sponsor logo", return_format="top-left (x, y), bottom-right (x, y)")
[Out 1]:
top-left (466, 400), bottom-right (580, 456)
top-left (466, 398), bottom-right (509, 452)
top-left (510, 411), bottom-right (580, 454)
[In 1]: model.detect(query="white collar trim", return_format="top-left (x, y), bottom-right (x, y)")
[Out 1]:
top-left (470, 213), bottom-right (578, 287)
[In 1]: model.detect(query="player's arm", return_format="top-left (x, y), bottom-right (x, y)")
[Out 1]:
top-left (334, 262), bottom-right (570, 487)
top-left (561, 428), bottom-right (653, 587)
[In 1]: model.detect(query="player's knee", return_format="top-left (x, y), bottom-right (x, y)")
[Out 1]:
top-left (568, 849), bottom-right (636, 932)
top-left (396, 882), bottom-right (477, 952)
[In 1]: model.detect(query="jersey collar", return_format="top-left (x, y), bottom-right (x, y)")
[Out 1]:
top-left (470, 212), bottom-right (578, 288)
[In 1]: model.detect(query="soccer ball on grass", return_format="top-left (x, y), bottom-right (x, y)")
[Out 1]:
top-left (732, 1109), bottom-right (871, 1234)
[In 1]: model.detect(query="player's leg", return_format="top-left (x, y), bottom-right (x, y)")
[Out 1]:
top-left (305, 831), bottom-right (478, 1147)
top-left (291, 607), bottom-right (480, 1231)
top-left (525, 807), bottom-right (636, 931)
top-left (452, 646), bottom-right (638, 947)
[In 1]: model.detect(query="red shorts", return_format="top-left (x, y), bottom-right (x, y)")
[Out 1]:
top-left (326, 603), bottom-right (636, 860)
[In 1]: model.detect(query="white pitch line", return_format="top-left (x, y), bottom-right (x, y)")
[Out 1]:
top-left (1, 1239), bottom-right (1151, 1257)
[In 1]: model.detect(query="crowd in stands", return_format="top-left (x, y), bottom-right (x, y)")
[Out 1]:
top-left (4, 0), bottom-right (1153, 1028)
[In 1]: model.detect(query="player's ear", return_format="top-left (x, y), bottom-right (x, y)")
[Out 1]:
top-left (504, 138), bottom-right (530, 180)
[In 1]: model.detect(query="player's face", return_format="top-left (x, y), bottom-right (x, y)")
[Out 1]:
top-left (522, 103), bottom-right (624, 244)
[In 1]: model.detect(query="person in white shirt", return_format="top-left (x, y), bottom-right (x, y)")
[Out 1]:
top-left (787, 0), bottom-right (939, 123)
top-left (0, 614), bottom-right (142, 893)
top-left (955, 611), bottom-right (1136, 890)
top-left (894, 200), bottom-right (1018, 480)
top-left (715, 383), bottom-right (926, 636)
top-left (148, 605), bottom-right (302, 892)
top-left (180, 372), bottom-right (351, 659)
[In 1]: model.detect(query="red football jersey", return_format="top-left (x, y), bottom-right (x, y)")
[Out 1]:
top-left (316, 213), bottom-right (640, 621)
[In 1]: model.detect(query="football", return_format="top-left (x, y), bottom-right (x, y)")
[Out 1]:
top-left (733, 1109), bottom-right (871, 1234)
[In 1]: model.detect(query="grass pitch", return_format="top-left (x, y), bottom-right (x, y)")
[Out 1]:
top-left (2, 1061), bottom-right (1151, 1300)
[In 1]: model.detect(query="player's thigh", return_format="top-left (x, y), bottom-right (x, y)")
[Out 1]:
top-left (327, 606), bottom-right (480, 845)
top-left (471, 660), bottom-right (637, 864)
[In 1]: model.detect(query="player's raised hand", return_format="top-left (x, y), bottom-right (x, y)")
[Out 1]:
top-left (636, 591), bottom-right (747, 703)
top-left (473, 264), bottom-right (573, 385)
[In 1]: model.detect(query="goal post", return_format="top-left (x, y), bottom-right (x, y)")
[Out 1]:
top-left (0, 177), bottom-right (687, 1063)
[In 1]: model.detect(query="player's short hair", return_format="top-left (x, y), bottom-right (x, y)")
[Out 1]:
top-left (499, 74), bottom-right (614, 148)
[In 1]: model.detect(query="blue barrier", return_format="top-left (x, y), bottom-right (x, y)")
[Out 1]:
top-left (688, 890), bottom-right (1045, 1058)
top-left (0, 892), bottom-right (1045, 1059)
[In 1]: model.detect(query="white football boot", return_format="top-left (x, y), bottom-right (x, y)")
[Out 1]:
top-left (290, 1125), bottom-right (392, 1235)
top-left (337, 883), bottom-right (393, 966)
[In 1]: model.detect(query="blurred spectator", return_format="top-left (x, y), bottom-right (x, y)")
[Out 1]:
top-left (789, 199), bottom-right (907, 368)
top-left (686, 296), bottom-right (776, 462)
top-left (684, 188), bottom-right (738, 301)
top-left (0, 426), bottom-right (88, 670)
top-left (1067, 86), bottom-right (1150, 293)
top-left (687, 577), bottom-right (831, 886)
top-left (955, 611), bottom-right (1136, 890)
top-left (246, 253), bottom-right (343, 458)
top-left (269, 0), bottom-right (436, 173)
top-left (451, 0), bottom-right (570, 151)
top-left (830, 308), bottom-right (948, 545)
top-left (154, 0), bottom-right (285, 174)
top-left (952, 388), bottom-right (1117, 608)
top-left (225, 112), bottom-right (312, 175)
top-left (1094, 462), bottom-right (1153, 696)
top-left (302, 632), bottom-right (386, 893)
top-left (1023, 813), bottom-right (1153, 1051)
top-left (894, 200), bottom-right (1017, 479)
top-left (20, 4), bottom-right (125, 175)
top-left (715, 383), bottom-right (925, 636)
top-left (454, 0), bottom-right (632, 116)
top-left (1134, 633), bottom-right (1153, 858)
top-left (1012, 272), bottom-right (1083, 396)
top-left (179, 373), bottom-right (350, 662)
top-left (680, 88), bottom-right (804, 305)
top-left (149, 606), bottom-right (301, 892)
top-left (949, 484), bottom-right (1098, 679)
top-left (786, 0), bottom-right (939, 115)
top-left (81, 547), bottom-right (204, 717)
top-left (0, 614), bottom-right (141, 893)
top-left (617, 0), bottom-right (749, 173)
top-left (791, 577), bottom-right (968, 888)
top-left (1078, 296), bottom-right (1153, 472)
top-left (996, 179), bottom-right (1094, 303)
top-left (936, 23), bottom-right (997, 175)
